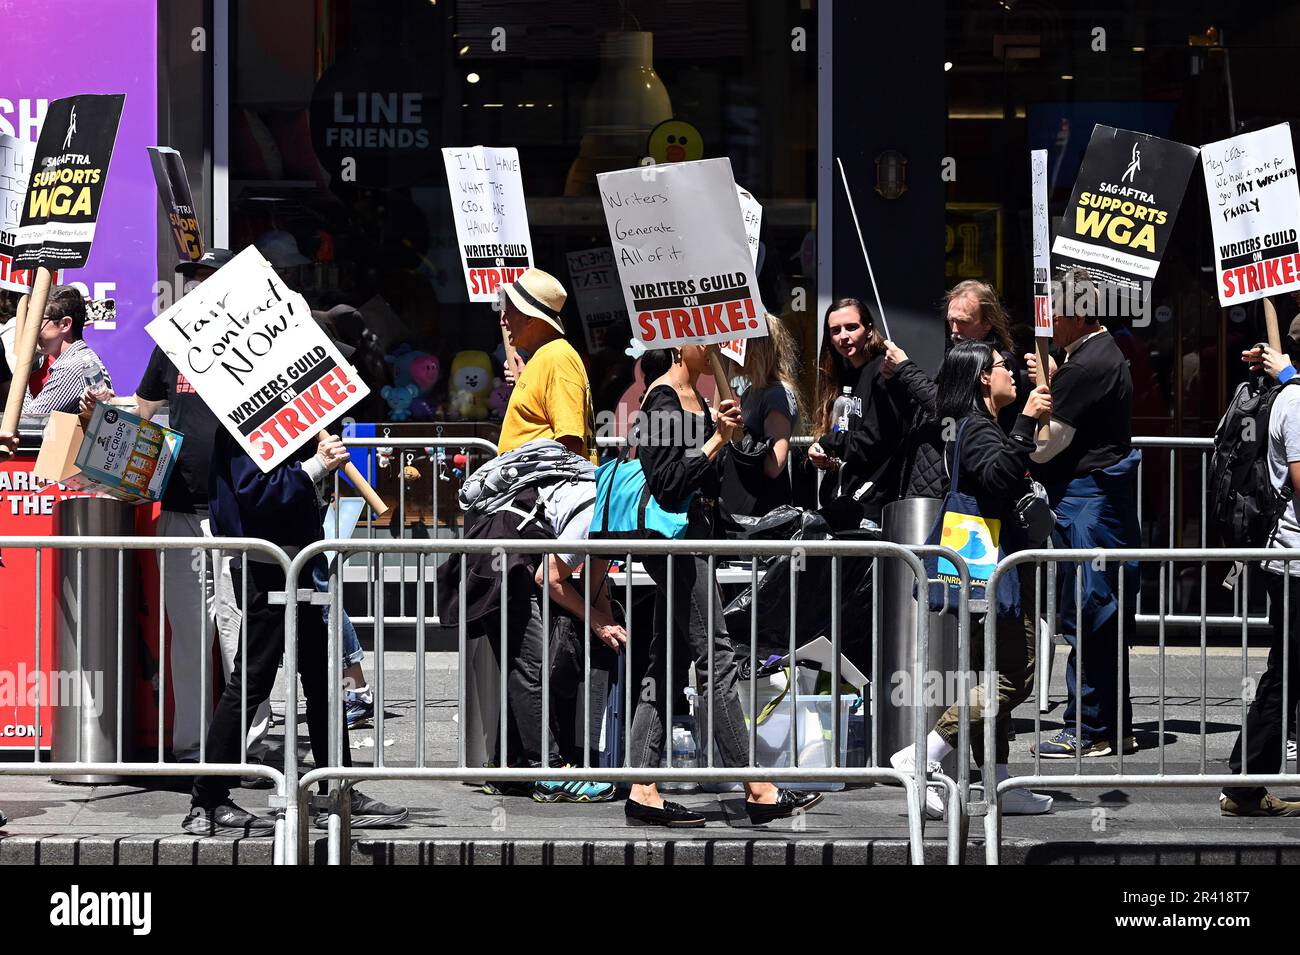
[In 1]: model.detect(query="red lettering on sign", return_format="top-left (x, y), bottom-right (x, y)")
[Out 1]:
top-left (670, 309), bottom-right (693, 339)
top-left (701, 303), bottom-right (729, 336)
top-left (274, 405), bottom-right (309, 440)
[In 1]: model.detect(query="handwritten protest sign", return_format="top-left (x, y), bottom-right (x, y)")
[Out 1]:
top-left (147, 146), bottom-right (203, 262)
top-left (565, 247), bottom-right (627, 354)
top-left (441, 146), bottom-right (533, 302)
top-left (0, 134), bottom-right (61, 292)
top-left (1030, 149), bottom-right (1052, 336)
top-left (1051, 125), bottom-right (1198, 309)
top-left (718, 184), bottom-right (764, 366)
top-left (598, 157), bottom-right (764, 350)
top-left (145, 247), bottom-right (368, 471)
top-left (1201, 123), bottom-right (1300, 306)
top-left (13, 93), bottom-right (125, 272)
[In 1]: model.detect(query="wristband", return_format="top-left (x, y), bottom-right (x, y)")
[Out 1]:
top-left (1280, 365), bottom-right (1296, 384)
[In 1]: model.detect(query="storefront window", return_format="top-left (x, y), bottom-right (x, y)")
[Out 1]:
top-left (229, 0), bottom-right (818, 427)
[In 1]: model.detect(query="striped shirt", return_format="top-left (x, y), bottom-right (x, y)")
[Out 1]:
top-left (21, 339), bottom-right (112, 416)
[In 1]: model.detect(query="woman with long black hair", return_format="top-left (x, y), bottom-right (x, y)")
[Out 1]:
top-left (625, 343), bottom-right (823, 827)
top-left (889, 339), bottom-right (1055, 819)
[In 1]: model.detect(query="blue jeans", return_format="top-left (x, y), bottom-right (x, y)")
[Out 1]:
top-left (312, 561), bottom-right (364, 669)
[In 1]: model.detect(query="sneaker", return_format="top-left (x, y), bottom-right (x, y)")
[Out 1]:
top-left (345, 687), bottom-right (375, 730)
top-left (1001, 787), bottom-right (1054, 815)
top-left (889, 745), bottom-right (945, 820)
top-left (1033, 731), bottom-right (1138, 758)
top-left (182, 800), bottom-right (275, 836)
top-left (532, 778), bottom-right (616, 803)
top-left (0, 808), bottom-right (7, 829)
top-left (1288, 737), bottom-right (1297, 764)
top-left (1220, 792), bottom-right (1300, 817)
top-left (479, 780), bottom-right (533, 797)
top-left (315, 790), bottom-right (409, 829)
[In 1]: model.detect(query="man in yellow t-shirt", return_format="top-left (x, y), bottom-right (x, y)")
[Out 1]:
top-left (497, 267), bottom-right (597, 462)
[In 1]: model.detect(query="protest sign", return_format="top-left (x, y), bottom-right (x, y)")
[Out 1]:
top-left (1201, 123), bottom-right (1300, 306)
top-left (718, 184), bottom-right (764, 366)
top-left (565, 247), bottom-right (627, 354)
top-left (597, 157), bottom-right (765, 350)
top-left (1051, 125), bottom-right (1198, 306)
top-left (146, 247), bottom-right (369, 472)
top-left (0, 134), bottom-right (61, 292)
top-left (147, 146), bottom-right (203, 262)
top-left (441, 146), bottom-right (533, 301)
top-left (13, 94), bottom-right (125, 272)
top-left (1030, 149), bottom-right (1053, 336)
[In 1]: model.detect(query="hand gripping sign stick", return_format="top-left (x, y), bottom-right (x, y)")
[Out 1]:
top-left (0, 268), bottom-right (54, 458)
top-left (835, 157), bottom-right (892, 342)
top-left (323, 430), bottom-right (389, 517)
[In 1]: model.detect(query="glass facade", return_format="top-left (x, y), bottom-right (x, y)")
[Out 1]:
top-left (225, 0), bottom-right (818, 424)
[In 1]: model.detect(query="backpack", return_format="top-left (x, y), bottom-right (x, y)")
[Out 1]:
top-left (588, 456), bottom-right (691, 540)
top-left (459, 439), bottom-right (593, 522)
top-left (1208, 376), bottom-right (1298, 547)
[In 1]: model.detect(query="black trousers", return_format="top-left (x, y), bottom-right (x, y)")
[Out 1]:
top-left (192, 556), bottom-right (349, 808)
top-left (481, 595), bottom-right (564, 768)
top-left (1225, 572), bottom-right (1300, 802)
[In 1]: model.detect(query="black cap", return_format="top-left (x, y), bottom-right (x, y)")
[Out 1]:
top-left (176, 247), bottom-right (235, 276)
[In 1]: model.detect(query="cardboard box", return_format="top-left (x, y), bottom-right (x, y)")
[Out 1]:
top-left (34, 406), bottom-right (183, 504)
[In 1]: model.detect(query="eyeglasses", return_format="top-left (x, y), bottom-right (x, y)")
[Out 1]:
top-left (990, 360), bottom-right (1008, 370)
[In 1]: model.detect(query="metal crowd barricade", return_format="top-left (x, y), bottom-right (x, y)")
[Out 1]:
top-left (290, 537), bottom-right (972, 866)
top-left (335, 436), bottom-right (498, 626)
top-left (979, 546), bottom-right (1300, 865)
top-left (0, 535), bottom-right (300, 864)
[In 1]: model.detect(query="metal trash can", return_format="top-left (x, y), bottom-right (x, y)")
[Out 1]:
top-left (51, 497), bottom-right (137, 783)
top-left (879, 497), bottom-right (959, 776)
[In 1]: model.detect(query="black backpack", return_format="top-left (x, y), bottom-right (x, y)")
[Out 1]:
top-left (1208, 375), bottom-right (1297, 547)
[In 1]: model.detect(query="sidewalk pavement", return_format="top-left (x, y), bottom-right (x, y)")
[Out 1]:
top-left (2, 643), bottom-right (1298, 864)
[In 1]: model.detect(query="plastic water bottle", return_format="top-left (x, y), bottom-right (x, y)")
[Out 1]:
top-left (832, 385), bottom-right (853, 433)
top-left (661, 719), bottom-right (699, 793)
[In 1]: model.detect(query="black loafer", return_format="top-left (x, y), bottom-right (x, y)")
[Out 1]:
top-left (624, 798), bottom-right (706, 828)
top-left (745, 790), bottom-right (824, 825)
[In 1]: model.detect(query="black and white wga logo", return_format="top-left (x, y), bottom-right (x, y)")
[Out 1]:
top-left (49, 885), bottom-right (151, 935)
top-left (103, 409), bottom-right (118, 424)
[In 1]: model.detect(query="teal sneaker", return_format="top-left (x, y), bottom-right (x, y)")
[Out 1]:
top-left (531, 777), bottom-right (616, 803)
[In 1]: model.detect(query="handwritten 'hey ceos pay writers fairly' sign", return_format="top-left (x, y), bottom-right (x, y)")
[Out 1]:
top-left (146, 247), bottom-right (368, 471)
top-left (598, 157), bottom-right (765, 350)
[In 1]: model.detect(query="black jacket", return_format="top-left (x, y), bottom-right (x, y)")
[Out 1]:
top-left (815, 355), bottom-right (920, 519)
top-left (946, 410), bottom-right (1037, 532)
top-left (636, 383), bottom-right (722, 536)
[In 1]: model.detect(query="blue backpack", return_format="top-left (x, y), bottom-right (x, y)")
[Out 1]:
top-left (589, 455), bottom-right (691, 540)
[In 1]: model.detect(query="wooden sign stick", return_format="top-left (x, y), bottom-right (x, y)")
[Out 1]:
top-left (1264, 297), bottom-right (1282, 353)
top-left (0, 268), bottom-right (54, 458)
top-left (1035, 337), bottom-right (1052, 443)
top-left (320, 431), bottom-right (389, 517)
top-left (707, 346), bottom-right (736, 403)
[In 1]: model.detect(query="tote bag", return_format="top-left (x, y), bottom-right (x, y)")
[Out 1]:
top-left (921, 418), bottom-right (1021, 618)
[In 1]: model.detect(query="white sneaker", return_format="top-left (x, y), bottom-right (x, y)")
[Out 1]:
top-left (1288, 738), bottom-right (1297, 764)
top-left (889, 746), bottom-right (946, 820)
top-left (1001, 787), bottom-right (1054, 815)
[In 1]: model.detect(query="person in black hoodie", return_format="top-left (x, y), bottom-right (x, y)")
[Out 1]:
top-left (888, 339), bottom-right (1055, 820)
top-left (624, 343), bottom-right (823, 827)
top-left (809, 298), bottom-right (922, 526)
top-left (184, 347), bottom-right (407, 835)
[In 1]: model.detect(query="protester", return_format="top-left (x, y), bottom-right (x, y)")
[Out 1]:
top-left (890, 340), bottom-right (1055, 817)
top-left (625, 343), bottom-right (823, 827)
top-left (1218, 339), bottom-right (1300, 816)
top-left (1025, 268), bottom-right (1140, 759)
top-left (719, 313), bottom-right (804, 518)
top-left (84, 250), bottom-right (272, 773)
top-left (497, 267), bottom-right (596, 462)
top-left (18, 286), bottom-right (111, 417)
top-left (185, 330), bottom-right (407, 835)
top-left (808, 298), bottom-right (922, 525)
top-left (443, 438), bottom-right (621, 801)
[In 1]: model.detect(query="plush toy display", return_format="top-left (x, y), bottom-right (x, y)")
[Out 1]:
top-left (381, 383), bottom-right (420, 421)
top-left (385, 344), bottom-right (441, 394)
top-left (449, 350), bottom-right (494, 420)
top-left (488, 377), bottom-right (512, 420)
